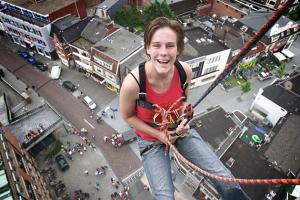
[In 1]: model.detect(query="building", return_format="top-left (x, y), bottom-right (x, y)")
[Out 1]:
top-left (96, 0), bottom-right (128, 19)
top-left (68, 16), bottom-right (118, 77)
top-left (250, 71), bottom-right (300, 127)
top-left (235, 11), bottom-right (300, 53)
top-left (0, 0), bottom-right (87, 59)
top-left (90, 27), bottom-right (144, 92)
top-left (0, 123), bottom-right (52, 199)
top-left (51, 15), bottom-right (91, 67)
top-left (179, 23), bottom-right (231, 88)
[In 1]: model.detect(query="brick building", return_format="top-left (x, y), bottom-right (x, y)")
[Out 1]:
top-left (0, 123), bottom-right (52, 199)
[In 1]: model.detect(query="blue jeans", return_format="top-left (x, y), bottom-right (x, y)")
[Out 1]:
top-left (138, 129), bottom-right (250, 200)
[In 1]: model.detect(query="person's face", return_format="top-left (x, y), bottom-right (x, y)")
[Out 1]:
top-left (146, 27), bottom-right (179, 75)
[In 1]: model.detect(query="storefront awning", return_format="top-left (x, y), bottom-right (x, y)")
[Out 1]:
top-left (273, 52), bottom-right (286, 62)
top-left (281, 49), bottom-right (295, 59)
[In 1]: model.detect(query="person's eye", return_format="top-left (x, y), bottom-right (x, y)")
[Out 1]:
top-left (152, 44), bottom-right (160, 48)
top-left (167, 44), bottom-right (175, 48)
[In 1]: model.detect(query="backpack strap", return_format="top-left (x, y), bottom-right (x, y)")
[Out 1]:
top-left (137, 62), bottom-right (153, 109)
top-left (174, 60), bottom-right (188, 99)
top-left (138, 62), bottom-right (146, 101)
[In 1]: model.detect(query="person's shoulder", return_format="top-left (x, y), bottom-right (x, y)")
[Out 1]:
top-left (121, 67), bottom-right (140, 93)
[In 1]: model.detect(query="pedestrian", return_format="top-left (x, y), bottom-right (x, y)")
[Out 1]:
top-left (95, 181), bottom-right (100, 191)
top-left (84, 169), bottom-right (89, 175)
top-left (119, 17), bottom-right (250, 200)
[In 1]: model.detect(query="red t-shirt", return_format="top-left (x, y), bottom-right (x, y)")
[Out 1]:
top-left (135, 67), bottom-right (184, 141)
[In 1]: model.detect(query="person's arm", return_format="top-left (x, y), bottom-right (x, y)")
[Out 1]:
top-left (119, 69), bottom-right (169, 144)
top-left (174, 61), bottom-right (192, 136)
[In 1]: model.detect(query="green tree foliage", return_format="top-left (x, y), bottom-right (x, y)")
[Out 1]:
top-left (143, 0), bottom-right (176, 26)
top-left (276, 63), bottom-right (286, 78)
top-left (114, 5), bottom-right (142, 29)
top-left (114, 1), bottom-right (176, 31)
top-left (241, 81), bottom-right (251, 94)
top-left (288, 4), bottom-right (300, 21)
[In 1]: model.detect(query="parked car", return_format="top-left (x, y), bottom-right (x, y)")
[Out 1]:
top-left (62, 80), bottom-right (76, 92)
top-left (35, 62), bottom-right (48, 71)
top-left (83, 96), bottom-right (97, 110)
top-left (55, 154), bottom-right (69, 171)
top-left (18, 50), bottom-right (37, 65)
top-left (258, 68), bottom-right (273, 81)
top-left (50, 65), bottom-right (62, 79)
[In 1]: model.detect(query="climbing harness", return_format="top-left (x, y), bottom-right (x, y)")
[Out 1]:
top-left (131, 60), bottom-right (188, 111)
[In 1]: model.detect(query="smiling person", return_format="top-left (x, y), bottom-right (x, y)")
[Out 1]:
top-left (120, 17), bottom-right (250, 200)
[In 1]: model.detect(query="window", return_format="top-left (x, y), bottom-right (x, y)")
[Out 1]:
top-left (192, 61), bottom-right (204, 78)
top-left (106, 72), bottom-right (116, 82)
top-left (96, 67), bottom-right (104, 75)
top-left (204, 65), bottom-right (217, 75)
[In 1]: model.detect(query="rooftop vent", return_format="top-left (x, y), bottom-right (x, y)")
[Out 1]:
top-left (226, 157), bottom-right (235, 168)
top-left (97, 45), bottom-right (107, 52)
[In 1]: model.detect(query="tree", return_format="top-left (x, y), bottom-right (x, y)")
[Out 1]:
top-left (143, 0), bottom-right (176, 26)
top-left (237, 81), bottom-right (251, 101)
top-left (241, 81), bottom-right (251, 94)
top-left (114, 5), bottom-right (142, 30)
top-left (276, 63), bottom-right (286, 79)
top-left (288, 4), bottom-right (300, 21)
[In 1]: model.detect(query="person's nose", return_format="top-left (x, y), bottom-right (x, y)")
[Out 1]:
top-left (159, 45), bottom-right (168, 56)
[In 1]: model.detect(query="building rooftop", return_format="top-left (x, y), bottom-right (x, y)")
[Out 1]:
top-left (2, 0), bottom-right (78, 15)
top-left (221, 139), bottom-right (285, 200)
top-left (264, 114), bottom-right (300, 174)
top-left (98, 0), bottom-right (119, 10)
top-left (169, 0), bottom-right (200, 16)
top-left (122, 51), bottom-right (147, 71)
top-left (7, 104), bottom-right (61, 146)
top-left (51, 15), bottom-right (91, 43)
top-left (238, 11), bottom-right (294, 36)
top-left (180, 26), bottom-right (229, 61)
top-left (190, 106), bottom-right (237, 151)
top-left (94, 28), bottom-right (143, 62)
top-left (262, 73), bottom-right (300, 115)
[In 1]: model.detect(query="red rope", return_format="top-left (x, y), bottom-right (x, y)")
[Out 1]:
top-left (169, 142), bottom-right (300, 185)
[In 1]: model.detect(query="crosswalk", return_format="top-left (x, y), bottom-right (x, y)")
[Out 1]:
top-left (122, 167), bottom-right (144, 186)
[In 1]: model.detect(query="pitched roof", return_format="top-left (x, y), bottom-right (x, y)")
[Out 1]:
top-left (262, 73), bottom-right (300, 115)
top-left (51, 15), bottom-right (91, 43)
top-left (264, 114), bottom-right (300, 174)
top-left (238, 11), bottom-right (294, 36)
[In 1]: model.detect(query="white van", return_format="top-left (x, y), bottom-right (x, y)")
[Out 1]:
top-left (51, 65), bottom-right (62, 79)
top-left (83, 96), bottom-right (97, 110)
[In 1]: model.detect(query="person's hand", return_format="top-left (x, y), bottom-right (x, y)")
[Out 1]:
top-left (175, 118), bottom-right (190, 137)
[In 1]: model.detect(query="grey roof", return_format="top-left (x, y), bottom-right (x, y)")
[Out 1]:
top-left (121, 51), bottom-right (147, 71)
top-left (169, 0), bottom-right (199, 16)
top-left (98, 0), bottom-right (119, 10)
top-left (80, 16), bottom-right (108, 45)
top-left (264, 114), bottom-right (300, 174)
top-left (190, 106), bottom-right (236, 151)
top-left (262, 73), bottom-right (300, 115)
top-left (51, 15), bottom-right (91, 43)
top-left (94, 28), bottom-right (143, 62)
top-left (226, 37), bottom-right (244, 51)
top-left (238, 11), bottom-right (294, 36)
top-left (180, 27), bottom-right (229, 61)
top-left (7, 104), bottom-right (61, 144)
top-left (221, 139), bottom-right (285, 200)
